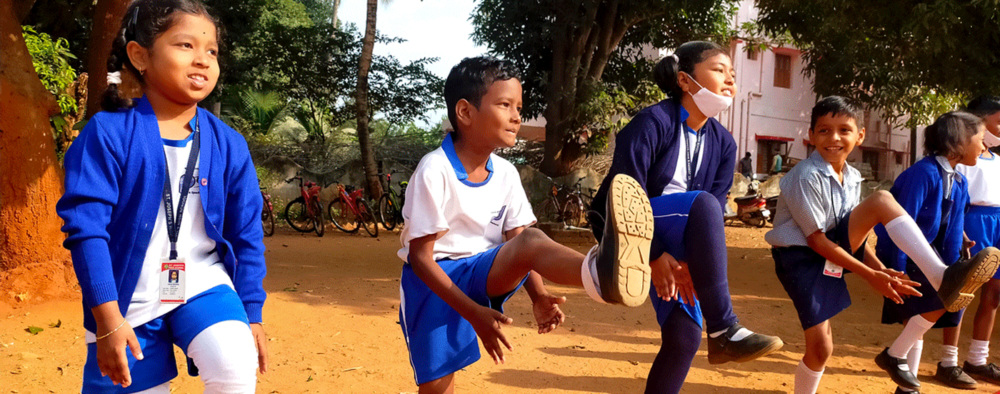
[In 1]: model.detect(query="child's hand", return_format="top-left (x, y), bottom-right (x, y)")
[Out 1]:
top-left (880, 268), bottom-right (922, 298)
top-left (867, 270), bottom-right (916, 304)
top-left (531, 294), bottom-right (566, 334)
top-left (250, 323), bottom-right (268, 374)
top-left (96, 320), bottom-right (142, 388)
top-left (650, 253), bottom-right (696, 306)
top-left (963, 239), bottom-right (976, 260)
top-left (470, 306), bottom-right (513, 364)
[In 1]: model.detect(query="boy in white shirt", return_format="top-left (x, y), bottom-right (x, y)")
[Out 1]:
top-left (398, 56), bottom-right (655, 393)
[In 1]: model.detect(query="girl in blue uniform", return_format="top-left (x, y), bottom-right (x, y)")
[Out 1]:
top-left (57, 0), bottom-right (267, 392)
top-left (590, 41), bottom-right (782, 394)
top-left (876, 111), bottom-right (992, 393)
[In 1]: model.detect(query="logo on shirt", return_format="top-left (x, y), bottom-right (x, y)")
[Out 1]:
top-left (489, 205), bottom-right (507, 226)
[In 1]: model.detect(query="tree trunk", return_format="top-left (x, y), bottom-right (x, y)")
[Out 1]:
top-left (85, 0), bottom-right (132, 118)
top-left (0, 0), bottom-right (76, 304)
top-left (355, 0), bottom-right (383, 199)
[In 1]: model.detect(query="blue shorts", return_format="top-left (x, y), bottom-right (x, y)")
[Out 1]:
top-left (965, 206), bottom-right (1000, 279)
top-left (399, 244), bottom-right (528, 385)
top-left (82, 285), bottom-right (250, 393)
top-left (773, 212), bottom-right (862, 330)
top-left (647, 192), bottom-right (703, 329)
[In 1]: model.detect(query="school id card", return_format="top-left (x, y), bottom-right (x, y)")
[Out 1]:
top-left (160, 261), bottom-right (186, 303)
top-left (822, 260), bottom-right (844, 278)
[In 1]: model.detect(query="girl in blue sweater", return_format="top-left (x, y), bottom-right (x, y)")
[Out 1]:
top-left (57, 0), bottom-right (267, 392)
top-left (590, 41), bottom-right (782, 393)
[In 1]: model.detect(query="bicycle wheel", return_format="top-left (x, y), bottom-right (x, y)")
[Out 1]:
top-left (358, 199), bottom-right (379, 237)
top-left (311, 198), bottom-right (325, 237)
top-left (538, 198), bottom-right (560, 223)
top-left (378, 194), bottom-right (398, 230)
top-left (562, 196), bottom-right (585, 228)
top-left (261, 203), bottom-right (275, 237)
top-left (284, 197), bottom-right (315, 232)
top-left (328, 197), bottom-right (360, 233)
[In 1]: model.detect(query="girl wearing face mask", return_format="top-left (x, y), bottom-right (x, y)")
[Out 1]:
top-left (589, 41), bottom-right (783, 393)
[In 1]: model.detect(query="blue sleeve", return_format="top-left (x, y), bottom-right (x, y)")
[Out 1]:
top-left (606, 111), bottom-right (660, 194)
top-left (56, 118), bottom-right (122, 309)
top-left (223, 135), bottom-right (267, 323)
top-left (710, 131), bottom-right (736, 211)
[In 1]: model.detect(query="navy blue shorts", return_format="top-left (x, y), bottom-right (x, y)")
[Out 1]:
top-left (881, 258), bottom-right (963, 327)
top-left (966, 205), bottom-right (1000, 279)
top-left (82, 284), bottom-right (250, 393)
top-left (773, 212), bottom-right (863, 330)
top-left (399, 244), bottom-right (528, 385)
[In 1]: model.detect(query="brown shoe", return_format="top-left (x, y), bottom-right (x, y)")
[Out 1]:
top-left (934, 363), bottom-right (977, 390)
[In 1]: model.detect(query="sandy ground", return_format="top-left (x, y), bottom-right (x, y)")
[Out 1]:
top-left (4, 225), bottom-right (1000, 393)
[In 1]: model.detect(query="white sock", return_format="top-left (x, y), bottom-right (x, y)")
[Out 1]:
top-left (709, 327), bottom-right (753, 341)
top-left (908, 340), bottom-right (924, 377)
top-left (888, 315), bottom-right (935, 361)
top-left (968, 339), bottom-right (990, 366)
top-left (941, 344), bottom-right (959, 367)
top-left (580, 246), bottom-right (607, 304)
top-left (885, 216), bottom-right (946, 289)
top-left (794, 360), bottom-right (824, 394)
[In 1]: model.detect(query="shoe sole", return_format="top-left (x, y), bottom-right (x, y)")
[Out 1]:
top-left (607, 174), bottom-right (654, 307)
top-left (933, 376), bottom-right (977, 390)
top-left (708, 337), bottom-right (784, 365)
top-left (943, 247), bottom-right (1000, 313)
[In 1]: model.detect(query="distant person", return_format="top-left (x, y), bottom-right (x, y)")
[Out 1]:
top-left (958, 96), bottom-right (1000, 385)
top-left (876, 112), bottom-right (1000, 393)
top-left (57, 0), bottom-right (268, 392)
top-left (765, 96), bottom-right (999, 394)
top-left (397, 56), bottom-right (656, 393)
top-left (773, 152), bottom-right (784, 173)
top-left (591, 41), bottom-right (782, 394)
top-left (739, 152), bottom-right (754, 179)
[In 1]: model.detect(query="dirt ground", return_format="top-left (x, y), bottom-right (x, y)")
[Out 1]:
top-left (4, 225), bottom-right (1000, 393)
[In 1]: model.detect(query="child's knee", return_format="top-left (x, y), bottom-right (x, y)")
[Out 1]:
top-left (982, 281), bottom-right (1000, 309)
top-left (689, 192), bottom-right (722, 221)
top-left (805, 338), bottom-right (833, 363)
top-left (511, 227), bottom-right (550, 248)
top-left (870, 190), bottom-right (899, 210)
top-left (188, 321), bottom-right (258, 391)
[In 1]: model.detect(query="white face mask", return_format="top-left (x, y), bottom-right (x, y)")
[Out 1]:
top-left (983, 130), bottom-right (1000, 149)
top-left (681, 71), bottom-right (733, 118)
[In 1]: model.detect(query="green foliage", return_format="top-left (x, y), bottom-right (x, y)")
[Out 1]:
top-left (22, 26), bottom-right (78, 115)
top-left (224, 89), bottom-right (289, 135)
top-left (753, 0), bottom-right (1000, 127)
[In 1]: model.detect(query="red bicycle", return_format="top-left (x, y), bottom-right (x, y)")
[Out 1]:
top-left (327, 183), bottom-right (378, 237)
top-left (284, 176), bottom-right (325, 236)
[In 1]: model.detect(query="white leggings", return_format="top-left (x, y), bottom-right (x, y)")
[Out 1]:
top-left (136, 320), bottom-right (258, 394)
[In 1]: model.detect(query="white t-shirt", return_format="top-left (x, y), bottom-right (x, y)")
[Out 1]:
top-left (85, 128), bottom-right (232, 342)
top-left (397, 135), bottom-right (537, 262)
top-left (958, 151), bottom-right (1000, 207)
top-left (662, 125), bottom-right (706, 195)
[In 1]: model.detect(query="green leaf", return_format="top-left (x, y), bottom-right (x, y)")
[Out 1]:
top-left (25, 326), bottom-right (44, 335)
top-left (49, 320), bottom-right (62, 328)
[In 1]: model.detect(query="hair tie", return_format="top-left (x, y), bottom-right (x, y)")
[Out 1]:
top-left (670, 53), bottom-right (679, 63)
top-left (107, 71), bottom-right (122, 85)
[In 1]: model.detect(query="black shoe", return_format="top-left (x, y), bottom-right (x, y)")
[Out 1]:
top-left (706, 323), bottom-right (783, 364)
top-left (938, 247), bottom-right (1000, 312)
top-left (963, 361), bottom-right (1000, 385)
top-left (934, 363), bottom-right (977, 389)
top-left (893, 387), bottom-right (918, 394)
top-left (875, 347), bottom-right (920, 390)
top-left (593, 174), bottom-right (654, 307)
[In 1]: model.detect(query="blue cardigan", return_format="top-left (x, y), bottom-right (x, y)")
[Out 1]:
top-left (57, 97), bottom-right (267, 332)
top-left (875, 156), bottom-right (969, 270)
top-left (593, 98), bottom-right (736, 214)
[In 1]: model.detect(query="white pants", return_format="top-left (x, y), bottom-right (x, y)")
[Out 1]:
top-left (136, 320), bottom-right (258, 394)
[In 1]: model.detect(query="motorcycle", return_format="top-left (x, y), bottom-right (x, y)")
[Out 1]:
top-left (724, 180), bottom-right (769, 227)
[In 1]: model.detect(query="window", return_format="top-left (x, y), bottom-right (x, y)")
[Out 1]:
top-left (774, 54), bottom-right (792, 88)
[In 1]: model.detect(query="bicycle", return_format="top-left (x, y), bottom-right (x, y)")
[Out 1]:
top-left (538, 177), bottom-right (590, 228)
top-left (260, 184), bottom-right (275, 237)
top-left (283, 176), bottom-right (325, 237)
top-left (328, 183), bottom-right (378, 237)
top-left (376, 169), bottom-right (408, 231)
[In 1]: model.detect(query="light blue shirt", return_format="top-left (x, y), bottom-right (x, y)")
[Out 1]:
top-left (765, 151), bottom-right (863, 247)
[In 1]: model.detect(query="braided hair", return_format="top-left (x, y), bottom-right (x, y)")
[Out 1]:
top-left (102, 0), bottom-right (218, 112)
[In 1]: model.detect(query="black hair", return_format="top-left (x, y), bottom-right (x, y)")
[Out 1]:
top-left (443, 56), bottom-right (521, 137)
top-left (102, 0), bottom-right (219, 112)
top-left (966, 96), bottom-right (1000, 118)
top-left (923, 111), bottom-right (983, 159)
top-left (810, 96), bottom-right (863, 130)
top-left (744, 152), bottom-right (751, 158)
top-left (653, 41), bottom-right (728, 98)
